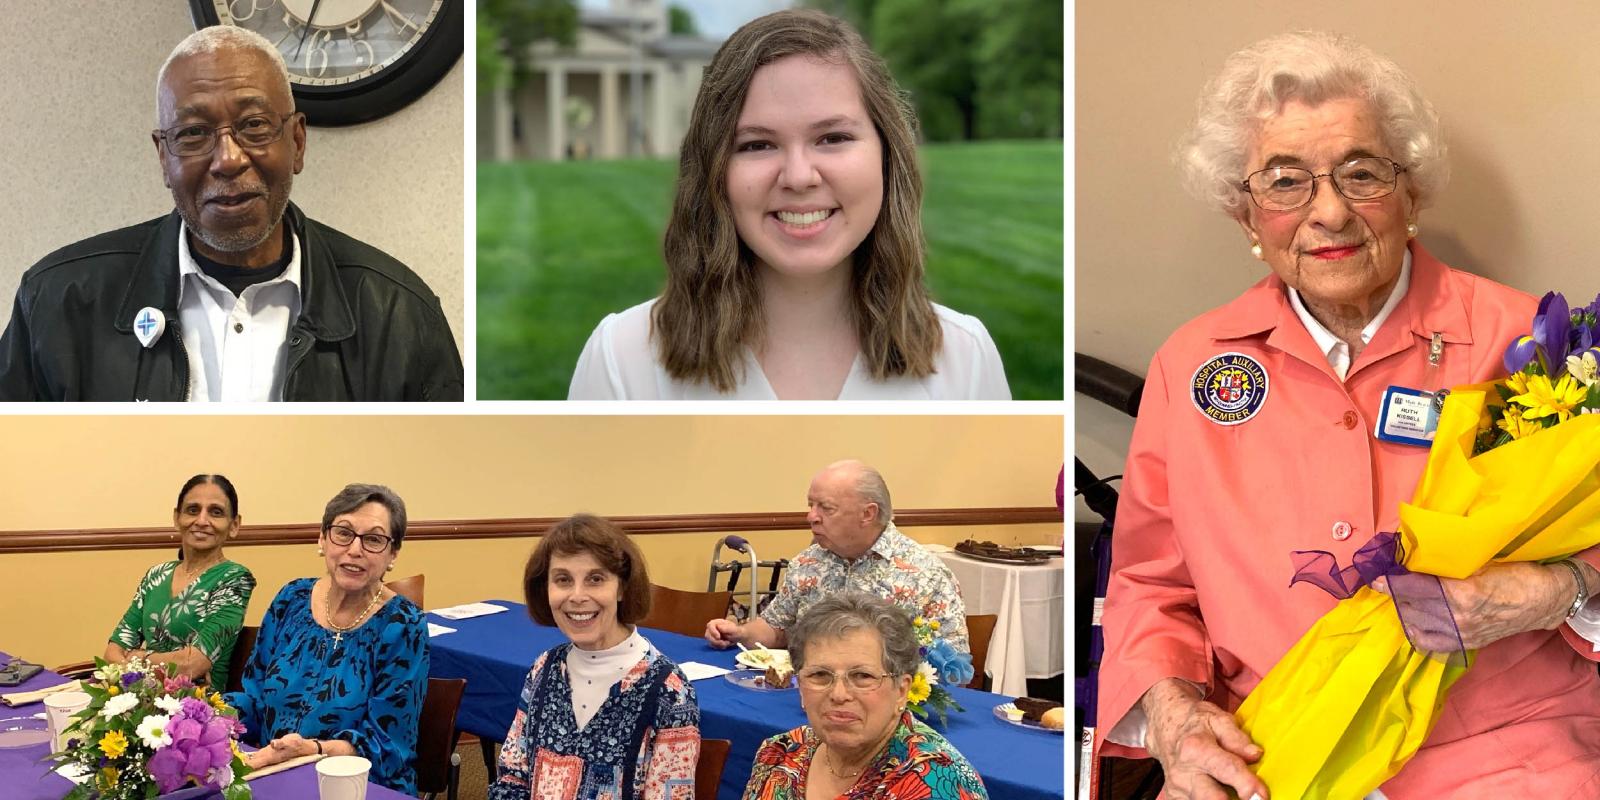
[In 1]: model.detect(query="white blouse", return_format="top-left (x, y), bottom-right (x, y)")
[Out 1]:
top-left (567, 299), bottom-right (1011, 400)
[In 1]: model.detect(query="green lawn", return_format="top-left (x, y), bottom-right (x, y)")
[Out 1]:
top-left (477, 139), bottom-right (1063, 399)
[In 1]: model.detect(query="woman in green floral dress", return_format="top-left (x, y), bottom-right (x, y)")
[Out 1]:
top-left (105, 475), bottom-right (256, 689)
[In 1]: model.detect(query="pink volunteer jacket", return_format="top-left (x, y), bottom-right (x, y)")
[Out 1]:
top-left (1097, 242), bottom-right (1600, 798)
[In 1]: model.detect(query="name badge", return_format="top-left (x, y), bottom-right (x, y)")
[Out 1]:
top-left (1375, 386), bottom-right (1441, 446)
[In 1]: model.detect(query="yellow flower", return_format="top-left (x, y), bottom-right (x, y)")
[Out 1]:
top-left (99, 730), bottom-right (129, 758)
top-left (1498, 412), bottom-right (1543, 440)
top-left (907, 673), bottom-right (931, 704)
top-left (1504, 371), bottom-right (1531, 396)
top-left (912, 617), bottom-right (925, 628)
top-left (106, 685), bottom-right (120, 696)
top-left (97, 766), bottom-right (120, 791)
top-left (1509, 373), bottom-right (1587, 422)
top-left (209, 692), bottom-right (229, 711)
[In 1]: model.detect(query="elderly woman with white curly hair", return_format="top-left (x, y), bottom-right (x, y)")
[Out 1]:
top-left (1095, 31), bottom-right (1600, 800)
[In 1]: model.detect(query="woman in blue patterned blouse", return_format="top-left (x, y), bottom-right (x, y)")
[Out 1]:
top-left (489, 514), bottom-right (701, 800)
top-left (225, 484), bottom-right (429, 794)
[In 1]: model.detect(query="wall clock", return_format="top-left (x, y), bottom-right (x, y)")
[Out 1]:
top-left (188, 0), bottom-right (461, 126)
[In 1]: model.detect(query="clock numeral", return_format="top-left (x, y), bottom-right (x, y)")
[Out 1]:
top-left (228, 0), bottom-right (278, 23)
top-left (305, 29), bottom-right (334, 78)
top-left (381, 0), bottom-right (421, 34)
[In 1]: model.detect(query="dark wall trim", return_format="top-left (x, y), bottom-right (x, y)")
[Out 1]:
top-left (0, 507), bottom-right (1061, 555)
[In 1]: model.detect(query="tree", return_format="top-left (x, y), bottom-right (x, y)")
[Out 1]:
top-left (871, 0), bottom-right (982, 141)
top-left (477, 15), bottom-right (510, 95)
top-left (668, 4), bottom-right (698, 36)
top-left (972, 0), bottom-right (1062, 139)
top-left (479, 0), bottom-right (580, 87)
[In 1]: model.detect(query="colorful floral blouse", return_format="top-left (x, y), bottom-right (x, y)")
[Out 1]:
top-left (223, 578), bottom-right (428, 795)
top-left (761, 524), bottom-right (970, 652)
top-left (109, 559), bottom-right (255, 690)
top-left (489, 641), bottom-right (700, 800)
top-left (743, 712), bottom-right (988, 800)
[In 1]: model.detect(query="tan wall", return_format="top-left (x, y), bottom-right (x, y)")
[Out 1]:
top-left (0, 4), bottom-right (464, 352)
top-left (1075, 2), bottom-right (1600, 520)
top-left (0, 415), bottom-right (1062, 666)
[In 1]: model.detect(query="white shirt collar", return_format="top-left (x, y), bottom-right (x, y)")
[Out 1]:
top-left (1287, 249), bottom-right (1411, 380)
top-left (176, 223), bottom-right (303, 303)
top-left (175, 223), bottom-right (304, 402)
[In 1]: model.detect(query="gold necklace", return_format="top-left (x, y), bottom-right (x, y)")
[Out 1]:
top-left (820, 743), bottom-right (863, 780)
top-left (324, 582), bottom-right (384, 646)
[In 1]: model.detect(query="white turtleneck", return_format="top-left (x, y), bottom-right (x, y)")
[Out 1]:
top-left (566, 627), bottom-right (651, 729)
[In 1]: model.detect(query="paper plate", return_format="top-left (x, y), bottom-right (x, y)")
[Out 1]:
top-left (725, 669), bottom-right (795, 692)
top-left (734, 649), bottom-right (790, 670)
top-left (992, 702), bottom-right (1064, 734)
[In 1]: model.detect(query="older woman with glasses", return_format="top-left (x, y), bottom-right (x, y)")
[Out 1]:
top-left (225, 484), bottom-right (428, 794)
top-left (742, 593), bottom-right (986, 800)
top-left (1096, 31), bottom-right (1600, 800)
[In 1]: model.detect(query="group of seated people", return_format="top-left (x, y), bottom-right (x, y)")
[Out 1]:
top-left (101, 460), bottom-right (990, 799)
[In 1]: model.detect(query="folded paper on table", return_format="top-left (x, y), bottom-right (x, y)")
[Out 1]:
top-left (427, 623), bottom-right (457, 637)
top-left (431, 602), bottom-right (509, 620)
top-left (1, 679), bottom-right (80, 707)
top-left (1235, 387), bottom-right (1600, 799)
top-left (242, 752), bottom-right (324, 781)
top-left (677, 661), bottom-right (734, 681)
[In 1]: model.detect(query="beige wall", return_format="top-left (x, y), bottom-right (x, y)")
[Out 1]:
top-left (0, 4), bottom-right (464, 352)
top-left (0, 415), bottom-right (1063, 666)
top-left (1075, 2), bottom-right (1600, 520)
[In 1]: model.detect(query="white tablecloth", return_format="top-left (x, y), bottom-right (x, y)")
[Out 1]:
top-left (937, 549), bottom-right (1064, 696)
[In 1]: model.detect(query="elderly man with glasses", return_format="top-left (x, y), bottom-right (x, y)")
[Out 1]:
top-left (0, 26), bottom-right (462, 401)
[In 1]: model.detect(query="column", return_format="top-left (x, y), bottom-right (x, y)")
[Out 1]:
top-left (600, 64), bottom-right (621, 160)
top-left (652, 63), bottom-right (671, 158)
top-left (546, 64), bottom-right (567, 161)
top-left (491, 82), bottom-right (513, 162)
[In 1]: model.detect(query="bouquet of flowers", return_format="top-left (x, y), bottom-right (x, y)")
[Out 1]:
top-left (48, 657), bottom-right (252, 800)
top-left (1232, 291), bottom-right (1600, 798)
top-left (1478, 292), bottom-right (1600, 452)
top-left (907, 616), bottom-right (971, 727)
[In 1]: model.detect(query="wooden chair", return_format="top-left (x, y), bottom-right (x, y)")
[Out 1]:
top-left (695, 738), bottom-right (732, 800)
top-left (965, 614), bottom-right (998, 689)
top-left (50, 660), bottom-right (96, 681)
top-left (417, 677), bottom-right (466, 800)
top-left (386, 573), bottom-right (425, 609)
top-left (641, 584), bottom-right (733, 638)
top-left (224, 625), bottom-right (259, 693)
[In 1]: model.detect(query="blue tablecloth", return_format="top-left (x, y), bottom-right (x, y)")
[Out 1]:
top-left (428, 601), bottom-right (1065, 800)
top-left (0, 651), bottom-right (409, 800)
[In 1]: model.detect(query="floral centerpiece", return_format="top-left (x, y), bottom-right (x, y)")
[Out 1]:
top-left (1481, 292), bottom-right (1600, 452)
top-left (1232, 290), bottom-right (1600, 798)
top-left (906, 616), bottom-right (971, 727)
top-left (48, 657), bottom-right (252, 800)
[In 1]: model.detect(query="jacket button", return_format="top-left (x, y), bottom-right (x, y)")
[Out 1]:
top-left (290, 336), bottom-right (302, 346)
top-left (1332, 521), bottom-right (1353, 541)
top-left (233, 322), bottom-right (244, 333)
top-left (1341, 410), bottom-right (1358, 429)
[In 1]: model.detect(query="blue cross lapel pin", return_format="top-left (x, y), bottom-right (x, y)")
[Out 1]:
top-left (133, 307), bottom-right (166, 349)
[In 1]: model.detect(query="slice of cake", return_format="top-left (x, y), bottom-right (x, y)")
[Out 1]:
top-left (763, 664), bottom-right (795, 689)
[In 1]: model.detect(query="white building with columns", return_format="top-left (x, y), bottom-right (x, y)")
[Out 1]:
top-left (479, 0), bottom-right (723, 161)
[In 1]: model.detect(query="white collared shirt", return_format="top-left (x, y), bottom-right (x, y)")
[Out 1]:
top-left (176, 224), bottom-right (303, 402)
top-left (1287, 249), bottom-right (1412, 380)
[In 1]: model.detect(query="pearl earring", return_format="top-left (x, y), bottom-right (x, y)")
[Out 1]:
top-left (317, 548), bottom-right (324, 556)
top-left (385, 564), bottom-right (394, 572)
top-left (1250, 243), bottom-right (1263, 260)
top-left (1406, 222), bottom-right (1418, 238)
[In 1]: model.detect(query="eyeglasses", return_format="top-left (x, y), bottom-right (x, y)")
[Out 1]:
top-left (153, 112), bottom-right (296, 158)
top-left (326, 524), bottom-right (393, 554)
top-left (797, 667), bottom-right (895, 692)
top-left (1239, 157), bottom-right (1407, 212)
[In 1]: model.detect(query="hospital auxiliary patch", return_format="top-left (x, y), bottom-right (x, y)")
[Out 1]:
top-left (1191, 352), bottom-right (1269, 425)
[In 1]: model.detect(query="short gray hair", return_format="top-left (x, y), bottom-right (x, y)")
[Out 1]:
top-left (156, 26), bottom-right (294, 118)
top-left (789, 593), bottom-right (920, 677)
top-left (1178, 30), bottom-right (1447, 219)
top-left (828, 459), bottom-right (893, 527)
top-left (322, 484), bottom-right (409, 550)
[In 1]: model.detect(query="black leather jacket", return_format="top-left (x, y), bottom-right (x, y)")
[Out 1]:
top-left (0, 205), bottom-right (463, 401)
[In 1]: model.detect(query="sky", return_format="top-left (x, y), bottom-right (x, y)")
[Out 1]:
top-left (579, 0), bottom-right (797, 38)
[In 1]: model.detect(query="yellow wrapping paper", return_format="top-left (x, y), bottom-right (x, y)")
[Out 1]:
top-left (1234, 386), bottom-right (1600, 799)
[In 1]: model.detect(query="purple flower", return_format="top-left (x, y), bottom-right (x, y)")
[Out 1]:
top-left (120, 672), bottom-right (143, 688)
top-left (1504, 335), bottom-right (1540, 374)
top-left (1533, 292), bottom-right (1572, 371)
top-left (148, 715), bottom-right (237, 793)
top-left (178, 696), bottom-right (215, 723)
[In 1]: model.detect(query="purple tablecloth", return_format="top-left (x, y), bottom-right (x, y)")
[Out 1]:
top-left (0, 651), bottom-right (411, 800)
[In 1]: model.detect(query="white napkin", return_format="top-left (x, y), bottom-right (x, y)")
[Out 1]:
top-left (430, 602), bottom-right (510, 620)
top-left (677, 661), bottom-right (733, 681)
top-left (427, 623), bottom-right (458, 637)
top-left (1, 680), bottom-right (81, 707)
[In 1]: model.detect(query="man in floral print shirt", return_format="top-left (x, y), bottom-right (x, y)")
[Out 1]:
top-left (704, 460), bottom-right (970, 654)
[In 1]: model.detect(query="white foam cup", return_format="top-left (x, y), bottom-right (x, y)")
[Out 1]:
top-left (315, 755), bottom-right (371, 800)
top-left (42, 691), bottom-right (90, 752)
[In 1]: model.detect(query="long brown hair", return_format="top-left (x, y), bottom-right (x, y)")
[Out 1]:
top-left (653, 9), bottom-right (942, 392)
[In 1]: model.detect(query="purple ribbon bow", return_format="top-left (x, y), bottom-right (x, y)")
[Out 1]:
top-left (1290, 532), bottom-right (1467, 666)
